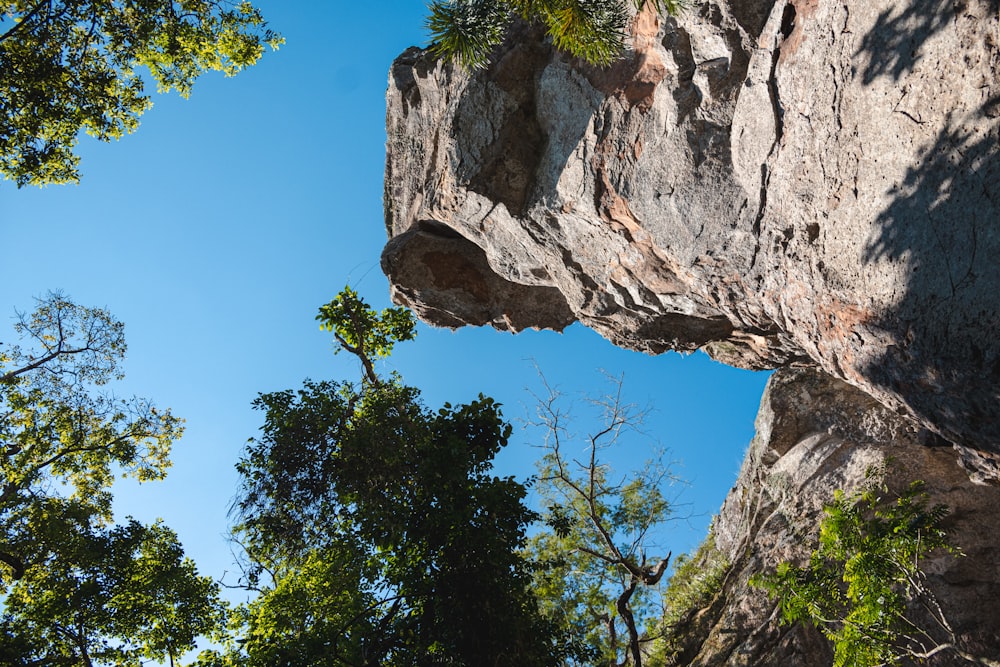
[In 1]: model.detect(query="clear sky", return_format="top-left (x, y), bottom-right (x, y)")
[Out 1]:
top-left (0, 0), bottom-right (770, 596)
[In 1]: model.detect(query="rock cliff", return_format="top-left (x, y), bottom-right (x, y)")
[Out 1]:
top-left (660, 368), bottom-right (1000, 664)
top-left (380, 1), bottom-right (1000, 662)
top-left (381, 0), bottom-right (1000, 480)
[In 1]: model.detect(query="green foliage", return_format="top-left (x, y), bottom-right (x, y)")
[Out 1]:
top-left (0, 293), bottom-right (224, 665)
top-left (316, 286), bottom-right (416, 370)
top-left (2, 517), bottom-right (225, 665)
top-left (660, 533), bottom-right (727, 625)
top-left (529, 528), bottom-right (618, 665)
top-left (647, 530), bottom-right (729, 664)
top-left (426, 0), bottom-right (688, 69)
top-left (215, 286), bottom-right (567, 666)
top-left (426, 0), bottom-right (509, 69)
top-left (0, 0), bottom-right (282, 186)
top-left (0, 293), bottom-right (183, 553)
top-left (525, 374), bottom-right (677, 665)
top-left (752, 477), bottom-right (962, 667)
top-left (200, 546), bottom-right (376, 666)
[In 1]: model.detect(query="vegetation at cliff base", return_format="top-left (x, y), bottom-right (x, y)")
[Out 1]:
top-left (753, 474), bottom-right (998, 667)
top-left (647, 530), bottom-right (729, 664)
top-left (0, 0), bottom-right (282, 186)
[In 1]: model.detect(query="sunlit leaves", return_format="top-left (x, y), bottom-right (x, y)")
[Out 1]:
top-left (202, 547), bottom-right (377, 666)
top-left (427, 0), bottom-right (509, 69)
top-left (0, 294), bottom-right (222, 664)
top-left (316, 286), bottom-right (415, 369)
top-left (752, 477), bottom-right (961, 667)
top-left (650, 531), bottom-right (729, 660)
top-left (546, 0), bottom-right (628, 66)
top-left (3, 518), bottom-right (224, 665)
top-left (0, 293), bottom-right (182, 524)
top-left (0, 0), bottom-right (282, 186)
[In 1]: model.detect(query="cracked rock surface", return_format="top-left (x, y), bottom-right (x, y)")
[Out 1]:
top-left (665, 368), bottom-right (1000, 665)
top-left (381, 0), bottom-right (1000, 480)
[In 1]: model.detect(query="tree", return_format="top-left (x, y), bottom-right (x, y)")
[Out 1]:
top-left (211, 287), bottom-right (573, 666)
top-left (0, 293), bottom-right (226, 665)
top-left (2, 516), bottom-right (225, 666)
top-left (426, 0), bottom-right (686, 69)
top-left (0, 0), bottom-right (282, 187)
top-left (526, 372), bottom-right (679, 666)
top-left (752, 473), bottom-right (999, 667)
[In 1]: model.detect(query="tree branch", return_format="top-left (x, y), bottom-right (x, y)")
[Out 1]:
top-left (0, 0), bottom-right (52, 44)
top-left (0, 343), bottom-right (98, 385)
top-left (0, 550), bottom-right (26, 579)
top-left (616, 577), bottom-right (641, 667)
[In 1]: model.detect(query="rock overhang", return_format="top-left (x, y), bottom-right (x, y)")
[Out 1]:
top-left (381, 0), bottom-right (1000, 479)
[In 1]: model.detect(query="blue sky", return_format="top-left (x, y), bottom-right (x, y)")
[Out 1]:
top-left (0, 0), bottom-right (769, 592)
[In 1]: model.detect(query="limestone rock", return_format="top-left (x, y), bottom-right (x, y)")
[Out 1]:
top-left (381, 0), bottom-right (1000, 479)
top-left (664, 368), bottom-right (1000, 665)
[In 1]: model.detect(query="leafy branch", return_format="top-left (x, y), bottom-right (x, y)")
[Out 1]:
top-left (753, 473), bottom-right (999, 667)
top-left (527, 370), bottom-right (682, 666)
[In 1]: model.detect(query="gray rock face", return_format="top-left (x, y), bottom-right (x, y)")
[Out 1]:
top-left (381, 0), bottom-right (1000, 478)
top-left (666, 368), bottom-right (1000, 665)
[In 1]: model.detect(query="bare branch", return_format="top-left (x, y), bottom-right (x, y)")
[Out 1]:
top-left (528, 367), bottom-right (679, 667)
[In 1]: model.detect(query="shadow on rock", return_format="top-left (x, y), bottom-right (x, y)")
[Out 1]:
top-left (862, 98), bottom-right (1000, 472)
top-left (855, 0), bottom-right (991, 83)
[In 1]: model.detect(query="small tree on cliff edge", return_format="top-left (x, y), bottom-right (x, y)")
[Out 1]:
top-left (426, 0), bottom-right (687, 69)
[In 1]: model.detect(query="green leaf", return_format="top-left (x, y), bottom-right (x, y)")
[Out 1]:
top-left (0, 0), bottom-right (282, 186)
top-left (751, 472), bottom-right (963, 667)
top-left (316, 286), bottom-right (416, 363)
top-left (0, 294), bottom-right (222, 663)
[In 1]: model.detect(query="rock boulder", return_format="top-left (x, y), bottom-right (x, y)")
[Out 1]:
top-left (381, 0), bottom-right (1000, 480)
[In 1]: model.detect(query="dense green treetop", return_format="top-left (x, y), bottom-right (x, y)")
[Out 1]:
top-left (2, 517), bottom-right (224, 666)
top-left (206, 287), bottom-right (574, 666)
top-left (0, 0), bottom-right (281, 186)
top-left (0, 293), bottom-right (225, 665)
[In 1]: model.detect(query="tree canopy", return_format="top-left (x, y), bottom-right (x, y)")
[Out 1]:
top-left (0, 293), bottom-right (225, 665)
top-left (206, 287), bottom-right (574, 666)
top-left (0, 0), bottom-right (281, 186)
